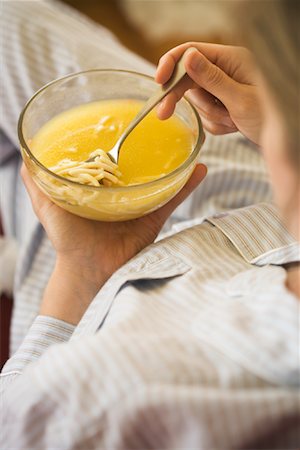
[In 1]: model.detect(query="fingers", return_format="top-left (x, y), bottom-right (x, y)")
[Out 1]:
top-left (176, 164), bottom-right (207, 201)
top-left (155, 52), bottom-right (178, 85)
top-left (20, 164), bottom-right (53, 217)
top-left (200, 117), bottom-right (238, 135)
top-left (186, 89), bottom-right (237, 129)
top-left (155, 42), bottom-right (223, 84)
top-left (156, 45), bottom-right (241, 123)
top-left (156, 75), bottom-right (194, 120)
top-left (157, 81), bottom-right (238, 134)
top-left (183, 49), bottom-right (240, 106)
top-left (21, 164), bottom-right (41, 206)
top-left (157, 164), bottom-right (207, 220)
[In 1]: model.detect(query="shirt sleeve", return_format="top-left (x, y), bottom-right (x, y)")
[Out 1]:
top-left (0, 316), bottom-right (75, 447)
top-left (0, 315), bottom-right (74, 391)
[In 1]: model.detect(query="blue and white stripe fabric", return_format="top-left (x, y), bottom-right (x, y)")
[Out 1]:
top-left (1, 1), bottom-right (299, 449)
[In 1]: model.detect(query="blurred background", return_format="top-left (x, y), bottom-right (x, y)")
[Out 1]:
top-left (63, 0), bottom-right (233, 64)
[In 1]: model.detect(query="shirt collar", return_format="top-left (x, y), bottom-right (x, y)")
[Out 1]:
top-left (206, 202), bottom-right (300, 266)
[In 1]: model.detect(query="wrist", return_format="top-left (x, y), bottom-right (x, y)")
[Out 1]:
top-left (55, 249), bottom-right (121, 287)
top-left (40, 258), bottom-right (107, 325)
top-left (56, 255), bottom-right (109, 287)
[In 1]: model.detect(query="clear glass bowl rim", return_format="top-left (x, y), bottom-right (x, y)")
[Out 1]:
top-left (18, 69), bottom-right (204, 192)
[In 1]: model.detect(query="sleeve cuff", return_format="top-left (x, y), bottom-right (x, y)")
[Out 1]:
top-left (1, 315), bottom-right (75, 374)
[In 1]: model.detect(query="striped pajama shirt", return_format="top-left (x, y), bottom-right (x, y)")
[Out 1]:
top-left (1, 1), bottom-right (299, 449)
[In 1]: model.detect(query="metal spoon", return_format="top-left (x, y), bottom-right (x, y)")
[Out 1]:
top-left (87, 47), bottom-right (197, 165)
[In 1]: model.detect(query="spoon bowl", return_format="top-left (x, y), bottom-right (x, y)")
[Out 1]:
top-left (86, 47), bottom-right (197, 165)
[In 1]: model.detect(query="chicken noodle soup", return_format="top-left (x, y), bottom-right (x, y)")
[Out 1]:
top-left (29, 99), bottom-right (196, 219)
top-left (49, 149), bottom-right (123, 187)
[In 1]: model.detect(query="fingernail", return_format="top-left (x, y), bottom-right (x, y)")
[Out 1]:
top-left (157, 99), bottom-right (164, 110)
top-left (189, 52), bottom-right (201, 71)
top-left (156, 101), bottom-right (164, 117)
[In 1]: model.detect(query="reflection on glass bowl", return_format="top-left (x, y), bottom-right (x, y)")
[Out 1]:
top-left (18, 70), bottom-right (204, 221)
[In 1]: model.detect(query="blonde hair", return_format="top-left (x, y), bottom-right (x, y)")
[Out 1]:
top-left (233, 0), bottom-right (299, 165)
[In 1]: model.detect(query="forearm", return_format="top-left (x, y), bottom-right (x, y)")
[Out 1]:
top-left (40, 258), bottom-right (106, 325)
top-left (0, 259), bottom-right (99, 398)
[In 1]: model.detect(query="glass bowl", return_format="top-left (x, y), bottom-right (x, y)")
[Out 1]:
top-left (18, 69), bottom-right (205, 221)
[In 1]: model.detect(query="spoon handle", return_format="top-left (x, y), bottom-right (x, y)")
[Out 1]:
top-left (116, 46), bottom-right (197, 150)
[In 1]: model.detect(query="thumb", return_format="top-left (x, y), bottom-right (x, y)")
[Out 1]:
top-left (152, 163), bottom-right (207, 223)
top-left (185, 49), bottom-right (239, 106)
